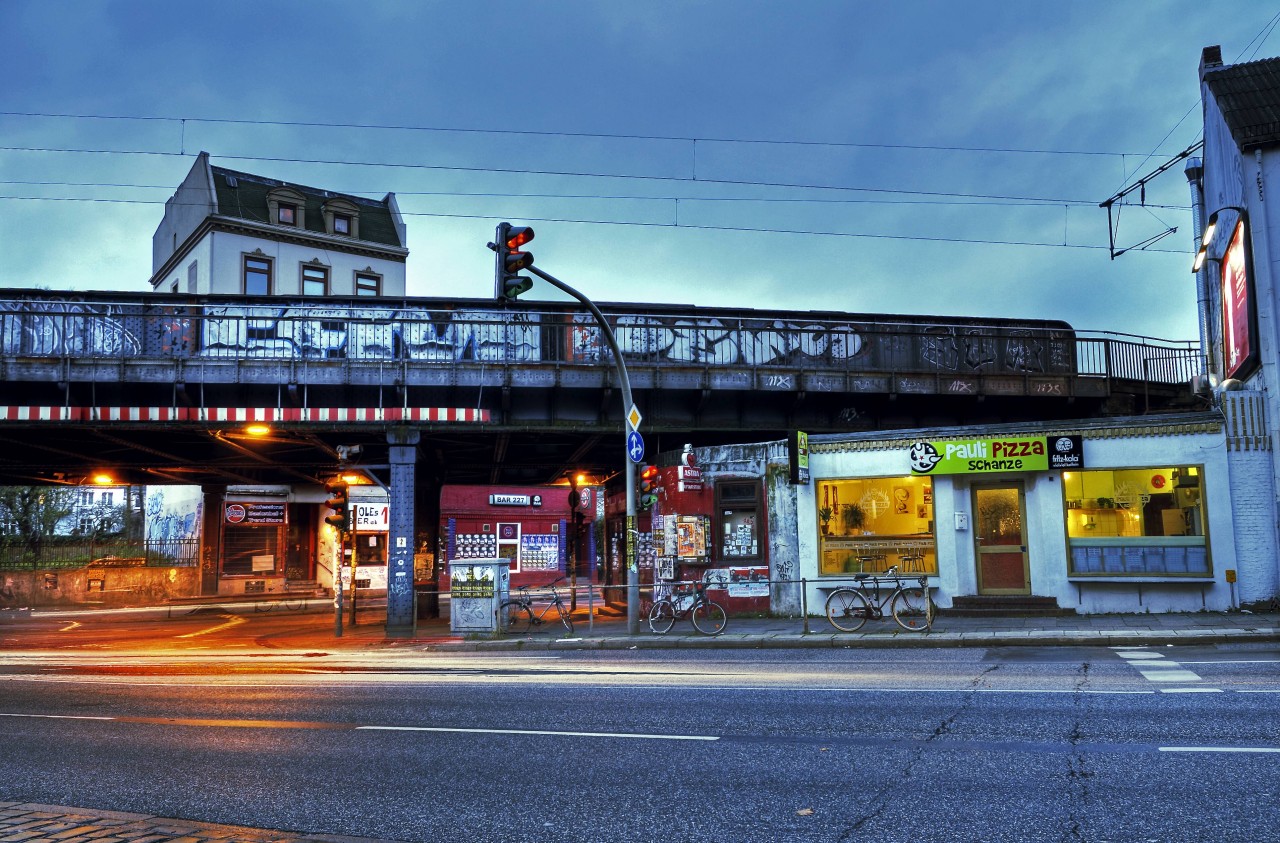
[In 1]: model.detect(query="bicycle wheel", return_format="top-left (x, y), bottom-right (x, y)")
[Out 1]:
top-left (648, 599), bottom-right (676, 634)
top-left (284, 597), bottom-right (305, 611)
top-left (254, 600), bottom-right (273, 613)
top-left (501, 600), bottom-right (532, 634)
top-left (557, 602), bottom-right (575, 635)
top-left (825, 588), bottom-right (871, 632)
top-left (891, 586), bottom-right (933, 632)
top-left (691, 600), bottom-right (727, 635)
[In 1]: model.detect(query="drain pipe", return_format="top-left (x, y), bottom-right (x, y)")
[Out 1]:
top-left (1185, 157), bottom-right (1215, 393)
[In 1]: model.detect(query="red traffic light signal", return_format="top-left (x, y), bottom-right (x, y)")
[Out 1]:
top-left (324, 479), bottom-right (349, 530)
top-left (638, 464), bottom-right (659, 510)
top-left (490, 222), bottom-right (535, 301)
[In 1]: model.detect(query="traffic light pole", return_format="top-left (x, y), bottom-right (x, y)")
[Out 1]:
top-left (524, 265), bottom-right (641, 634)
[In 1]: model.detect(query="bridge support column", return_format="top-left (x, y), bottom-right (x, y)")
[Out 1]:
top-left (385, 427), bottom-right (419, 637)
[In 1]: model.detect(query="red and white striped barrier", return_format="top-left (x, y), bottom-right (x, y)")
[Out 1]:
top-left (0, 406), bottom-right (491, 424)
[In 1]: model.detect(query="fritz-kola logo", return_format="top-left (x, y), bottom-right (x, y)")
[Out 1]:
top-left (1055, 437), bottom-right (1075, 453)
top-left (909, 442), bottom-right (942, 473)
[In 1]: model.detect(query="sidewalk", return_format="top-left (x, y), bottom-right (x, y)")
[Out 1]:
top-left (272, 604), bottom-right (1280, 651)
top-left (0, 802), bottom-right (403, 843)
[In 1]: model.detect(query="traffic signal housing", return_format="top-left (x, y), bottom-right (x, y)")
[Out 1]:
top-left (324, 479), bottom-right (350, 531)
top-left (491, 222), bottom-right (535, 301)
top-left (638, 464), bottom-right (659, 510)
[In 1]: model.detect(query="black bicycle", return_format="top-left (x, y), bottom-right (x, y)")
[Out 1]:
top-left (502, 576), bottom-right (574, 635)
top-left (647, 578), bottom-right (727, 635)
top-left (825, 566), bottom-right (933, 632)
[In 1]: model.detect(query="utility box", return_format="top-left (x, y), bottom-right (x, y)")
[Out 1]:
top-left (447, 559), bottom-right (509, 633)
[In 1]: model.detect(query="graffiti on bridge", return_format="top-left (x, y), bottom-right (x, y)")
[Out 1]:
top-left (0, 297), bottom-right (1076, 375)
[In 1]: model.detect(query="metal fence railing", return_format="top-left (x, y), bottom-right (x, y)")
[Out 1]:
top-left (0, 538), bottom-right (200, 570)
top-left (0, 294), bottom-right (1200, 388)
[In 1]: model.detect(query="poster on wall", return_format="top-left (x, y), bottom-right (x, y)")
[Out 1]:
top-left (727, 566), bottom-right (769, 597)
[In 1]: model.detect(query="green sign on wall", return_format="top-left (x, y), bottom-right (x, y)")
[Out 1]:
top-left (909, 435), bottom-right (1067, 475)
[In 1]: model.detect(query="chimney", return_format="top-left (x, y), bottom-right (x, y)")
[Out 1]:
top-left (1199, 45), bottom-right (1224, 81)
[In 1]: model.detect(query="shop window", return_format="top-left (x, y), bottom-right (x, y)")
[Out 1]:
top-left (222, 525), bottom-right (281, 576)
top-left (816, 476), bottom-right (936, 576)
top-left (716, 481), bottom-right (760, 561)
top-left (1064, 466), bottom-right (1209, 576)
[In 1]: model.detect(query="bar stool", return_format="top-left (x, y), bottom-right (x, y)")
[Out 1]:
top-left (899, 551), bottom-right (926, 573)
top-left (856, 553), bottom-right (887, 574)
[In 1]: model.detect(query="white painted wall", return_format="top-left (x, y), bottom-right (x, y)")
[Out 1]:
top-left (204, 231), bottom-right (406, 297)
top-left (798, 423), bottom-right (1240, 615)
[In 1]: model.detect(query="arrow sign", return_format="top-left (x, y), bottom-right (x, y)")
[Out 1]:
top-left (627, 431), bottom-right (645, 464)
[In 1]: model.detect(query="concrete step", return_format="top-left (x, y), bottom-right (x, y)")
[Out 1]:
top-left (946, 595), bottom-right (1076, 617)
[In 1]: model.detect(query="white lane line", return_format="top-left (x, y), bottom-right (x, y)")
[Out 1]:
top-left (358, 724), bottom-right (718, 741)
top-left (1137, 669), bottom-right (1203, 683)
top-left (1160, 746), bottom-right (1280, 754)
top-left (1159, 687), bottom-right (1222, 693)
top-left (0, 711), bottom-right (114, 721)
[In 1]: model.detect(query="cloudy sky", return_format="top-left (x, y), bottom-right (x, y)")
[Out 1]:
top-left (1, 1), bottom-right (1277, 340)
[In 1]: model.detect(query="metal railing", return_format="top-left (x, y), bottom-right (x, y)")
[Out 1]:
top-left (0, 537), bottom-right (200, 570)
top-left (0, 294), bottom-right (1199, 387)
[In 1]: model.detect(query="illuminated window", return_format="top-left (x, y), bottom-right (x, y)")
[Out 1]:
top-left (816, 476), bottom-right (935, 576)
top-left (1063, 466), bottom-right (1209, 576)
top-left (277, 203), bottom-right (297, 226)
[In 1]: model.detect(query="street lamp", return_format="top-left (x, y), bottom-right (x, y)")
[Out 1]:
top-left (1192, 206), bottom-right (1247, 273)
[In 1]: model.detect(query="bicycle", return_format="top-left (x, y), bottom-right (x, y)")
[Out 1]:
top-left (502, 576), bottom-right (574, 635)
top-left (647, 577), bottom-right (727, 635)
top-left (824, 566), bottom-right (933, 632)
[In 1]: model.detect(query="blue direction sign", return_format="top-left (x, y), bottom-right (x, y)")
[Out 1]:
top-left (627, 430), bottom-right (645, 464)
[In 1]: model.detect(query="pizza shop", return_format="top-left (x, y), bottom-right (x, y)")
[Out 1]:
top-left (800, 415), bottom-right (1240, 614)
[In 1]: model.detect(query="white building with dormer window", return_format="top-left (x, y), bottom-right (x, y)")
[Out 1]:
top-left (148, 151), bottom-right (408, 298)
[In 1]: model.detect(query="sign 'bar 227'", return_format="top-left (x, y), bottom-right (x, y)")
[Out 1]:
top-left (910, 435), bottom-right (1083, 475)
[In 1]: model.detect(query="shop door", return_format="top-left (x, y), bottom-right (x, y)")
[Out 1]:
top-left (972, 483), bottom-right (1030, 595)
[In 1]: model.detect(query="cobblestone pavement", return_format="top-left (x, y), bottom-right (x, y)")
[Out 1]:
top-left (0, 803), bottom-right (405, 843)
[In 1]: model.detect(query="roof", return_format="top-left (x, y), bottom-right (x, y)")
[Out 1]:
top-left (1204, 56), bottom-right (1280, 150)
top-left (209, 165), bottom-right (404, 248)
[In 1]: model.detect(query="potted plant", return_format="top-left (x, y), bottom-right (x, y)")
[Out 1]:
top-left (819, 506), bottom-right (833, 535)
top-left (840, 503), bottom-right (865, 535)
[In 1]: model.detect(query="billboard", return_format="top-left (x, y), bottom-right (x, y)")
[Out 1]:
top-left (1221, 219), bottom-right (1258, 382)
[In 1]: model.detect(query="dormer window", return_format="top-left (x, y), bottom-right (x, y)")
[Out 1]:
top-left (322, 198), bottom-right (360, 239)
top-left (266, 187), bottom-right (307, 230)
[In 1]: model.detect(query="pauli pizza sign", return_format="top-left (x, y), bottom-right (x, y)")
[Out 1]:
top-left (910, 435), bottom-right (1083, 475)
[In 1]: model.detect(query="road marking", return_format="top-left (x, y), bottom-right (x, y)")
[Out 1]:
top-left (59, 621), bottom-right (80, 632)
top-left (0, 710), bottom-right (716, 741)
top-left (176, 614), bottom-right (246, 638)
top-left (1137, 669), bottom-right (1203, 683)
top-left (0, 711), bottom-right (113, 721)
top-left (359, 725), bottom-right (718, 741)
top-left (1158, 687), bottom-right (1222, 693)
top-left (1160, 746), bottom-right (1280, 754)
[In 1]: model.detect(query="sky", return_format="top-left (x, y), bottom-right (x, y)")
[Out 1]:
top-left (1, 1), bottom-right (1278, 342)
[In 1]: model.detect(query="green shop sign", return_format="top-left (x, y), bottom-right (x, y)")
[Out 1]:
top-left (909, 435), bottom-right (1083, 475)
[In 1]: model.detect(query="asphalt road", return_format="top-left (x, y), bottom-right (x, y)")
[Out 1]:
top-left (2, 640), bottom-right (1279, 842)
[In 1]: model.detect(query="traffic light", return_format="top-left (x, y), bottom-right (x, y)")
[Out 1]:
top-left (324, 478), bottom-right (349, 531)
top-left (638, 464), bottom-right (659, 510)
top-left (490, 222), bottom-right (535, 301)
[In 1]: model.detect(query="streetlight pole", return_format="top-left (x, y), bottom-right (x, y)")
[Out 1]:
top-left (523, 264), bottom-right (641, 633)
